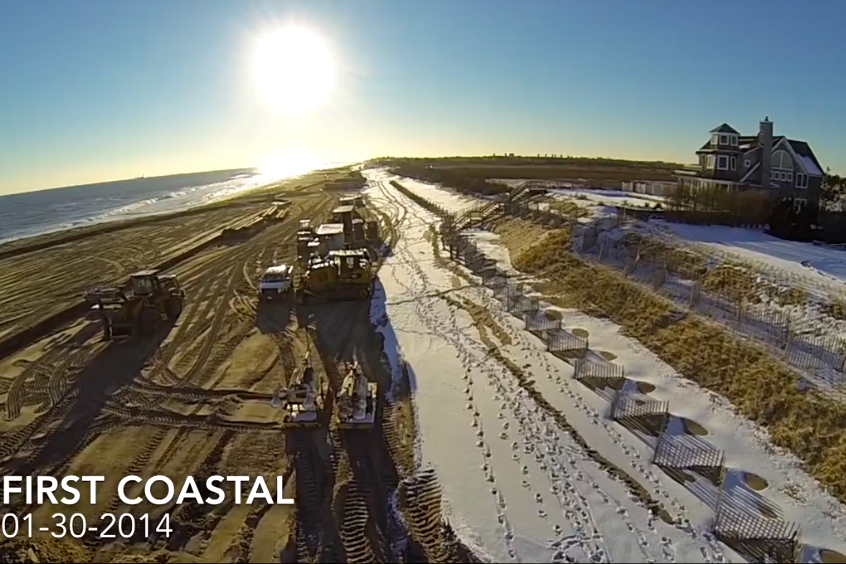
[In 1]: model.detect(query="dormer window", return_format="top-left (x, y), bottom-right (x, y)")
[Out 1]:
top-left (719, 134), bottom-right (728, 145)
top-left (730, 135), bottom-right (738, 146)
top-left (711, 133), bottom-right (719, 146)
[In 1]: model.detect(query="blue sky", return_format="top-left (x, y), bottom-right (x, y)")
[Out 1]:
top-left (0, 0), bottom-right (843, 194)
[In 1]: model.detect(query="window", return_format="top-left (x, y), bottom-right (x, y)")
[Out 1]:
top-left (771, 149), bottom-right (793, 170)
top-left (711, 133), bottom-right (719, 146)
top-left (796, 172), bottom-right (808, 188)
top-left (717, 155), bottom-right (728, 170)
top-left (707, 155), bottom-right (715, 168)
top-left (744, 159), bottom-right (751, 169)
top-left (730, 156), bottom-right (736, 170)
top-left (730, 135), bottom-right (738, 146)
top-left (786, 172), bottom-right (793, 182)
top-left (719, 134), bottom-right (728, 145)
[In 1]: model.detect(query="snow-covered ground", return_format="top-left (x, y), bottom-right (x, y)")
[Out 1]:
top-left (367, 168), bottom-right (479, 214)
top-left (655, 221), bottom-right (846, 292)
top-left (362, 169), bottom-right (846, 563)
top-left (549, 188), bottom-right (665, 210)
top-left (571, 218), bottom-right (846, 399)
top-left (538, 189), bottom-right (846, 388)
top-left (544, 188), bottom-right (846, 301)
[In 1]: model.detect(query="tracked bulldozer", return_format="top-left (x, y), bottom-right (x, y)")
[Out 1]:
top-left (297, 249), bottom-right (373, 303)
top-left (85, 269), bottom-right (185, 341)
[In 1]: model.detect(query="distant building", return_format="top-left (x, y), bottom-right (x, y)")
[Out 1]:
top-left (622, 180), bottom-right (676, 197)
top-left (674, 117), bottom-right (825, 213)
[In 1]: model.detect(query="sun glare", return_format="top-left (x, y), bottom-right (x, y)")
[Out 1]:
top-left (259, 153), bottom-right (325, 181)
top-left (252, 26), bottom-right (335, 116)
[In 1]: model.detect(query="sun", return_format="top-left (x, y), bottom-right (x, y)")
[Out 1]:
top-left (258, 153), bottom-right (324, 180)
top-left (252, 26), bottom-right (335, 115)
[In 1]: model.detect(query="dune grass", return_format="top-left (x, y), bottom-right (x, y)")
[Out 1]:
top-left (620, 232), bottom-right (810, 308)
top-left (496, 219), bottom-right (846, 504)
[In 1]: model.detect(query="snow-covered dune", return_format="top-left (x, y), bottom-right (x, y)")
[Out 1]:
top-left (362, 169), bottom-right (846, 563)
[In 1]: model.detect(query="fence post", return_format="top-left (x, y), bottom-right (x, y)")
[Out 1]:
top-left (735, 299), bottom-right (743, 330)
top-left (652, 265), bottom-right (667, 290)
top-left (783, 319), bottom-right (792, 361)
top-left (689, 281), bottom-right (701, 310)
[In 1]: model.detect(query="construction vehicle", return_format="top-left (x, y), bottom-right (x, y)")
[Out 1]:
top-left (258, 264), bottom-right (294, 302)
top-left (270, 351), bottom-right (321, 426)
top-left (85, 269), bottom-right (185, 341)
top-left (330, 204), bottom-right (380, 248)
top-left (297, 219), bottom-right (317, 266)
top-left (339, 195), bottom-right (365, 209)
top-left (336, 361), bottom-right (376, 428)
top-left (298, 249), bottom-right (373, 302)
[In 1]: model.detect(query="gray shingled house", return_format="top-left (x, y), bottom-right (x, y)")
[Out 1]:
top-left (675, 117), bottom-right (825, 214)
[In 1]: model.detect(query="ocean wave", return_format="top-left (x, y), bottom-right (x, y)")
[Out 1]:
top-left (0, 167), bottom-right (302, 245)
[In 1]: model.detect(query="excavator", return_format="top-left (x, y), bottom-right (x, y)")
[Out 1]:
top-left (270, 351), bottom-right (320, 425)
top-left (85, 269), bottom-right (185, 341)
top-left (336, 361), bottom-right (377, 428)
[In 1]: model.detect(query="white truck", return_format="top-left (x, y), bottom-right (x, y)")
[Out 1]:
top-left (258, 264), bottom-right (294, 302)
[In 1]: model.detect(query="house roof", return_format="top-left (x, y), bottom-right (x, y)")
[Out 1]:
top-left (788, 140), bottom-right (824, 176)
top-left (710, 123), bottom-right (739, 134)
top-left (697, 128), bottom-right (824, 176)
top-left (739, 162), bottom-right (760, 183)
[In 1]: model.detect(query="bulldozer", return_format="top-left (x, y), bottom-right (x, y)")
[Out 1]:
top-left (297, 249), bottom-right (373, 303)
top-left (85, 269), bottom-right (185, 341)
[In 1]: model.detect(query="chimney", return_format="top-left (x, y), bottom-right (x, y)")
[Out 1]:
top-left (759, 116), bottom-right (773, 191)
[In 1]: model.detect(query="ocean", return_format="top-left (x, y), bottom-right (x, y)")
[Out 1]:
top-left (0, 167), bottom-right (317, 244)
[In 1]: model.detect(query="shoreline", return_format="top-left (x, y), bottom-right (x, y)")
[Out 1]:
top-left (0, 167), bottom-right (346, 260)
top-left (0, 166), bottom-right (355, 358)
